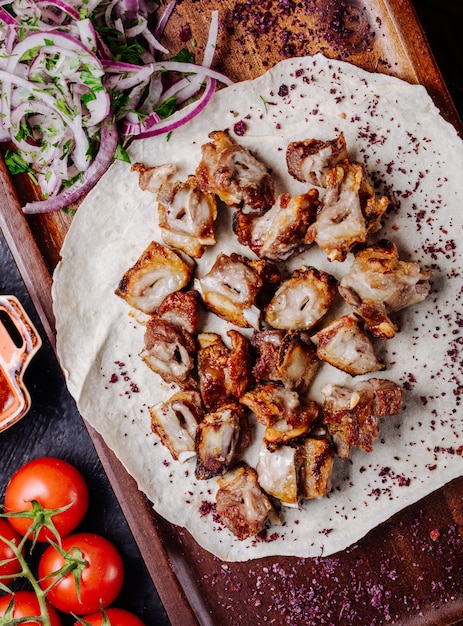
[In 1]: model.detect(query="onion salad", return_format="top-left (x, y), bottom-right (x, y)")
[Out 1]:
top-left (0, 0), bottom-right (231, 214)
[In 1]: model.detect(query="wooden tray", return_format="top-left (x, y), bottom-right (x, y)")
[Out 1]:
top-left (2, 1), bottom-right (463, 624)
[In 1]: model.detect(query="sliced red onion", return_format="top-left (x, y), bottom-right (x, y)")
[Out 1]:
top-left (120, 108), bottom-right (161, 136)
top-left (0, 7), bottom-right (18, 25)
top-left (125, 16), bottom-right (147, 39)
top-left (105, 63), bottom-right (154, 90)
top-left (153, 60), bottom-right (232, 85)
top-left (77, 18), bottom-right (99, 54)
top-left (154, 0), bottom-right (176, 39)
top-left (7, 30), bottom-right (103, 75)
top-left (23, 118), bottom-right (119, 214)
top-left (0, 0), bottom-right (231, 212)
top-left (141, 26), bottom-right (169, 55)
top-left (136, 77), bottom-right (216, 139)
top-left (36, 0), bottom-right (81, 21)
top-left (203, 10), bottom-right (219, 69)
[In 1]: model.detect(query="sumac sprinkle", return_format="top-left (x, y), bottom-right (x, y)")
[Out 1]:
top-left (234, 120), bottom-right (247, 136)
top-left (179, 24), bottom-right (192, 42)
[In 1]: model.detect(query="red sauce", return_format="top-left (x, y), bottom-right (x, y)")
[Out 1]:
top-left (0, 370), bottom-right (12, 413)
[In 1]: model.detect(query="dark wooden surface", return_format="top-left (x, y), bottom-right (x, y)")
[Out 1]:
top-left (1, 1), bottom-right (463, 625)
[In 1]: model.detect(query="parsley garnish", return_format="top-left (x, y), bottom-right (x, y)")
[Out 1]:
top-left (155, 96), bottom-right (177, 120)
top-left (4, 150), bottom-right (39, 185)
top-left (114, 143), bottom-right (131, 163)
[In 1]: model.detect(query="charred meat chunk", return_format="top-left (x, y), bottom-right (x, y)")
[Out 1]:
top-left (140, 317), bottom-right (196, 384)
top-left (257, 436), bottom-right (333, 506)
top-left (195, 402), bottom-right (251, 480)
top-left (263, 398), bottom-right (319, 450)
top-left (216, 463), bottom-right (274, 540)
top-left (286, 133), bottom-right (348, 187)
top-left (313, 314), bottom-right (384, 376)
top-left (196, 130), bottom-right (274, 212)
top-left (233, 189), bottom-right (319, 261)
top-left (265, 266), bottom-right (337, 331)
top-left (252, 329), bottom-right (320, 393)
top-left (339, 239), bottom-right (432, 338)
top-left (257, 442), bottom-right (304, 507)
top-left (157, 175), bottom-right (217, 258)
top-left (197, 331), bottom-right (253, 411)
top-left (149, 390), bottom-right (203, 462)
top-left (305, 160), bottom-right (389, 261)
top-left (240, 382), bottom-right (301, 427)
top-left (195, 253), bottom-right (279, 329)
top-left (131, 162), bottom-right (176, 194)
top-left (300, 438), bottom-right (335, 499)
top-left (115, 241), bottom-right (193, 314)
top-left (322, 378), bottom-right (404, 458)
top-left (240, 382), bottom-right (319, 449)
top-left (156, 290), bottom-right (200, 336)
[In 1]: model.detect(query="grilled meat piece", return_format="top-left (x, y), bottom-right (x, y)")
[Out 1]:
top-left (339, 239), bottom-right (432, 338)
top-left (313, 314), bottom-right (384, 375)
top-left (195, 253), bottom-right (279, 329)
top-left (196, 130), bottom-right (274, 213)
top-left (131, 162), bottom-right (176, 193)
top-left (252, 329), bottom-right (320, 392)
top-left (195, 402), bottom-right (251, 480)
top-left (263, 398), bottom-right (319, 450)
top-left (197, 331), bottom-right (253, 411)
top-left (216, 463), bottom-right (274, 540)
top-left (240, 382), bottom-right (300, 427)
top-left (115, 241), bottom-right (193, 314)
top-left (300, 438), bottom-right (334, 499)
top-left (140, 317), bottom-right (196, 384)
top-left (241, 382), bottom-right (319, 449)
top-left (322, 378), bottom-right (403, 458)
top-left (157, 175), bottom-right (217, 258)
top-left (150, 390), bottom-right (203, 462)
top-left (305, 160), bottom-right (389, 261)
top-left (156, 290), bottom-right (200, 336)
top-left (265, 266), bottom-right (337, 331)
top-left (286, 133), bottom-right (348, 187)
top-left (257, 436), bottom-right (334, 506)
top-left (233, 189), bottom-right (319, 261)
top-left (257, 443), bottom-right (304, 507)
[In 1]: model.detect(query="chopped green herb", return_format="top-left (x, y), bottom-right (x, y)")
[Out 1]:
top-left (19, 45), bottom-right (42, 62)
top-left (170, 48), bottom-right (195, 64)
top-left (114, 143), bottom-right (131, 163)
top-left (4, 150), bottom-right (39, 185)
top-left (260, 95), bottom-right (269, 114)
top-left (155, 96), bottom-right (177, 119)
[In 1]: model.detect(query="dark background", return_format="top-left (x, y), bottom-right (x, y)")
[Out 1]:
top-left (0, 2), bottom-right (461, 625)
top-left (413, 0), bottom-right (463, 120)
top-left (0, 233), bottom-right (171, 625)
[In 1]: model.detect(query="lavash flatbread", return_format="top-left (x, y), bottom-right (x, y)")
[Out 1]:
top-left (52, 53), bottom-right (463, 562)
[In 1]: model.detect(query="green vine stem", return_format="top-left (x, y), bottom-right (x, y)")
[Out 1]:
top-left (0, 502), bottom-right (85, 626)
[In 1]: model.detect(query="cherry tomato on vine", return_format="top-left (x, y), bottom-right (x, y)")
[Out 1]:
top-left (4, 457), bottom-right (89, 542)
top-left (0, 518), bottom-right (22, 584)
top-left (38, 532), bottom-right (124, 615)
top-left (0, 590), bottom-right (62, 626)
top-left (75, 607), bottom-right (146, 625)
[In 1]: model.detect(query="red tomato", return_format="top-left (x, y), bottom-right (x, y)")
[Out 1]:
top-left (0, 590), bottom-right (62, 626)
top-left (75, 607), bottom-right (146, 625)
top-left (0, 518), bottom-right (22, 583)
top-left (38, 533), bottom-right (124, 615)
top-left (4, 457), bottom-right (89, 541)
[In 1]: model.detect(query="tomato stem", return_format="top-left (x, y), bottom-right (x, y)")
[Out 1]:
top-left (0, 533), bottom-right (53, 626)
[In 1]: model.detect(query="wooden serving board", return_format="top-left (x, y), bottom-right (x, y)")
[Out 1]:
top-left (1, 1), bottom-right (463, 624)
